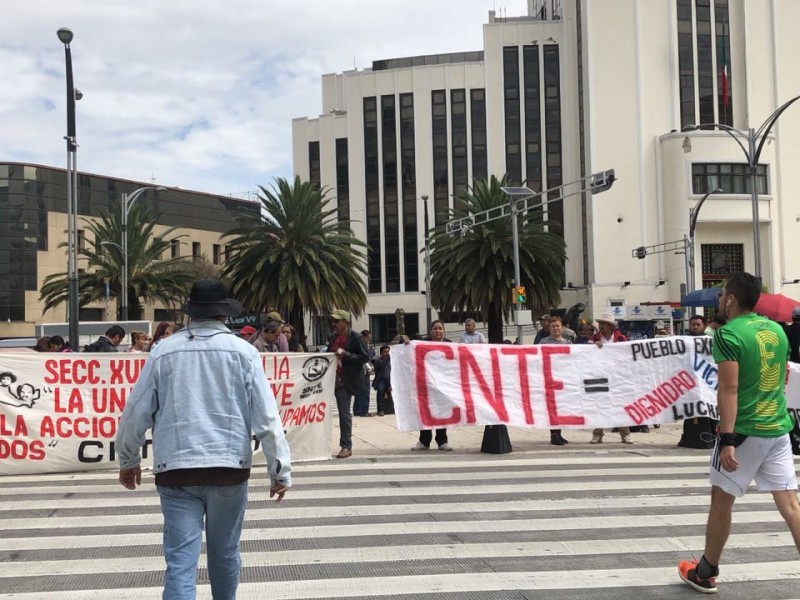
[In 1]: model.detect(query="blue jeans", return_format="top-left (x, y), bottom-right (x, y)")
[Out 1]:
top-left (353, 374), bottom-right (371, 415)
top-left (157, 482), bottom-right (248, 600)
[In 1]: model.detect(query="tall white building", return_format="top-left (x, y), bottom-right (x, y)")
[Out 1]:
top-left (293, 0), bottom-right (800, 342)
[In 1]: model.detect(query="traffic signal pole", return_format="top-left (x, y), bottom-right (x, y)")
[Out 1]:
top-left (511, 199), bottom-right (523, 344)
top-left (445, 169), bottom-right (616, 343)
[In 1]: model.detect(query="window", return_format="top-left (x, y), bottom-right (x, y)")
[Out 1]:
top-left (78, 229), bottom-right (87, 250)
top-left (450, 89), bottom-right (468, 205)
top-left (399, 93), bottom-right (418, 292)
top-left (470, 89), bottom-right (487, 180)
top-left (692, 163), bottom-right (768, 195)
top-left (171, 239), bottom-right (180, 258)
top-left (431, 90), bottom-right (449, 226)
top-left (715, 0), bottom-right (732, 125)
top-left (382, 95), bottom-right (400, 293)
top-left (523, 45), bottom-right (542, 192)
top-left (364, 97), bottom-right (382, 293)
top-left (213, 244), bottom-right (221, 265)
top-left (503, 46), bottom-right (522, 184)
top-left (192, 242), bottom-right (201, 261)
top-left (544, 45), bottom-right (563, 238)
top-left (701, 243), bottom-right (743, 287)
top-left (308, 141), bottom-right (320, 188)
top-left (335, 138), bottom-right (350, 224)
top-left (677, 0), bottom-right (732, 128)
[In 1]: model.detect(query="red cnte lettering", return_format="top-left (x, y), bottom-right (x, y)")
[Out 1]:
top-left (414, 343), bottom-right (461, 427)
top-left (459, 347), bottom-right (508, 424)
top-left (501, 346), bottom-right (539, 424)
top-left (541, 346), bottom-right (585, 426)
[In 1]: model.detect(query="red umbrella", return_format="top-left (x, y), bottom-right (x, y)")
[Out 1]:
top-left (754, 292), bottom-right (800, 322)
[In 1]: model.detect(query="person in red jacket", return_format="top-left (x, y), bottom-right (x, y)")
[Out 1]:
top-left (589, 313), bottom-right (632, 444)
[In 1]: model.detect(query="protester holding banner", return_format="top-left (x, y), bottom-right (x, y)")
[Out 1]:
top-left (326, 309), bottom-right (371, 459)
top-left (678, 315), bottom-right (717, 449)
top-left (148, 322), bottom-right (176, 351)
top-left (116, 279), bottom-right (291, 600)
top-left (84, 325), bottom-right (125, 353)
top-left (412, 320), bottom-right (453, 451)
top-left (538, 316), bottom-right (571, 446)
top-left (126, 331), bottom-right (150, 353)
top-left (590, 313), bottom-right (633, 444)
top-left (458, 318), bottom-right (486, 344)
top-left (679, 272), bottom-right (800, 594)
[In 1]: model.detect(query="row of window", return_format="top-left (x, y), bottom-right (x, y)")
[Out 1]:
top-left (503, 44), bottom-right (564, 234)
top-left (75, 231), bottom-right (227, 265)
top-left (360, 89), bottom-right (488, 293)
top-left (678, 0), bottom-right (733, 129)
top-left (691, 163), bottom-right (769, 195)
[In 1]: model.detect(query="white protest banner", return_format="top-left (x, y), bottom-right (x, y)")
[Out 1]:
top-left (391, 337), bottom-right (800, 432)
top-left (0, 352), bottom-right (335, 475)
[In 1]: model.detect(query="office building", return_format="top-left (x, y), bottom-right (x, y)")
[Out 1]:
top-left (293, 0), bottom-right (800, 340)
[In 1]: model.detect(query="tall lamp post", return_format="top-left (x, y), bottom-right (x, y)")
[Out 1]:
top-left (57, 27), bottom-right (80, 351)
top-left (684, 94), bottom-right (800, 279)
top-left (119, 186), bottom-right (166, 320)
top-left (686, 187), bottom-right (724, 293)
top-left (421, 194), bottom-right (432, 331)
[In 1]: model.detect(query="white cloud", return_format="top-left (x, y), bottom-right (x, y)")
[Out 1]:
top-left (2, 0), bottom-right (503, 194)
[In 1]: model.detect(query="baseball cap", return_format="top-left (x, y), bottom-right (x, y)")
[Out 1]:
top-left (792, 306), bottom-right (800, 320)
top-left (330, 309), bottom-right (351, 322)
top-left (266, 311), bottom-right (285, 324)
top-left (240, 325), bottom-right (256, 336)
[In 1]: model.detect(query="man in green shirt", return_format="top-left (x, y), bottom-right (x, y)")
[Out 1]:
top-left (679, 272), bottom-right (800, 593)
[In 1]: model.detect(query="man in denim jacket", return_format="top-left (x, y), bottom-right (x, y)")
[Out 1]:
top-left (116, 279), bottom-right (291, 599)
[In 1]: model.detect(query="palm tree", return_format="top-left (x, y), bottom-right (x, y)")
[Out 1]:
top-left (39, 200), bottom-right (198, 320)
top-left (429, 175), bottom-right (566, 343)
top-left (221, 176), bottom-right (368, 341)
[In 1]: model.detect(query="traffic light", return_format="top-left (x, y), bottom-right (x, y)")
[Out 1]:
top-left (517, 286), bottom-right (527, 304)
top-left (511, 287), bottom-right (518, 304)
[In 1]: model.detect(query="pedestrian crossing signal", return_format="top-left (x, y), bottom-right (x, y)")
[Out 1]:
top-left (516, 286), bottom-right (526, 304)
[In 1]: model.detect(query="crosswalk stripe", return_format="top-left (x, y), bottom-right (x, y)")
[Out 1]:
top-left (1, 452), bottom-right (798, 598)
top-left (0, 465), bottom-right (713, 494)
top-left (3, 562), bottom-right (800, 600)
top-left (0, 510), bottom-right (788, 552)
top-left (2, 532), bottom-right (797, 578)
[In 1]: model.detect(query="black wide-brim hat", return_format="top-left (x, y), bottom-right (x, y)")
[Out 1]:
top-left (181, 279), bottom-right (243, 319)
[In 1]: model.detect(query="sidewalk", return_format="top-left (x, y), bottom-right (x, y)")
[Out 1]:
top-left (333, 392), bottom-right (707, 458)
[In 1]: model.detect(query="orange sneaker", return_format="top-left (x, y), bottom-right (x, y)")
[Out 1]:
top-left (678, 558), bottom-right (717, 593)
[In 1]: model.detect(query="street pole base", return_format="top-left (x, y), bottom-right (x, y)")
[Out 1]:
top-left (480, 424), bottom-right (512, 454)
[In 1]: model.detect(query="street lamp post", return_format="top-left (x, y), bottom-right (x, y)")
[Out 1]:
top-left (119, 186), bottom-right (166, 320)
top-left (57, 27), bottom-right (80, 351)
top-left (684, 95), bottom-right (800, 279)
top-left (421, 194), bottom-right (432, 331)
top-left (686, 187), bottom-right (724, 293)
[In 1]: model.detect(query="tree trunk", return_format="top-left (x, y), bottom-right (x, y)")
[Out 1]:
top-left (486, 302), bottom-right (505, 344)
top-left (289, 299), bottom-right (306, 349)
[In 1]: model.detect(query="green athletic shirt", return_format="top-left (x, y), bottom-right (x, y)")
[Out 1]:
top-left (712, 312), bottom-right (793, 437)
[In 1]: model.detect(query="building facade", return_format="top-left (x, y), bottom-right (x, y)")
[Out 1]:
top-left (0, 162), bottom-right (258, 339)
top-left (293, 0), bottom-right (800, 341)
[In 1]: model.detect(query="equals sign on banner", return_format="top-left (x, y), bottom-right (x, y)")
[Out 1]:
top-left (584, 377), bottom-right (609, 393)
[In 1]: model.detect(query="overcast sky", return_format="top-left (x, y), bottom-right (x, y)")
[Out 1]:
top-left (1, 0), bottom-right (513, 197)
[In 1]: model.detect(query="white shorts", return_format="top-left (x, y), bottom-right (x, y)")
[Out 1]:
top-left (709, 433), bottom-right (798, 498)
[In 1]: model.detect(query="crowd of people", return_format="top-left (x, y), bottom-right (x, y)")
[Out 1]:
top-left (17, 273), bottom-right (800, 596)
